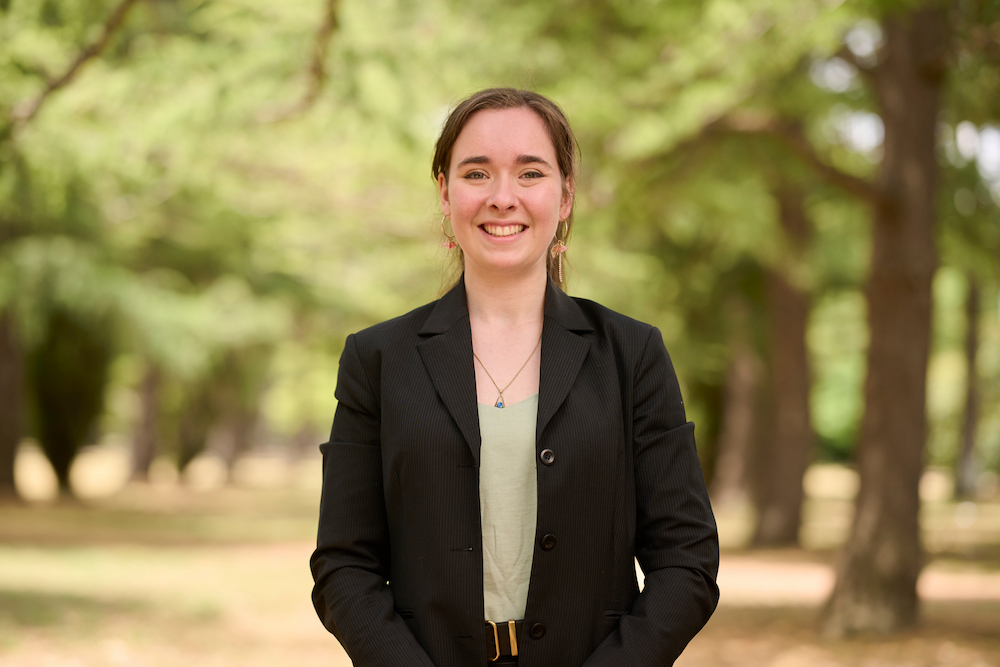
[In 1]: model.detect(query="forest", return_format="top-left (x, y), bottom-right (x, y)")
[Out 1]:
top-left (1, 0), bottom-right (999, 664)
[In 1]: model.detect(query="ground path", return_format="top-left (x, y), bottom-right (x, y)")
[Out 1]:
top-left (2, 542), bottom-right (997, 667)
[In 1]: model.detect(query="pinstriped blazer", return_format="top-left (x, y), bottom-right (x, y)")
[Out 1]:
top-left (311, 277), bottom-right (719, 667)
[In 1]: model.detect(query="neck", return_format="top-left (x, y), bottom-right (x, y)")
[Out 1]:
top-left (464, 266), bottom-right (547, 327)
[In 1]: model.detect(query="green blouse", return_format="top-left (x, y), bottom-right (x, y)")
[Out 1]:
top-left (477, 393), bottom-right (539, 622)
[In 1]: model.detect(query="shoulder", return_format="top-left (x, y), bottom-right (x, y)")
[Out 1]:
top-left (570, 296), bottom-right (654, 334)
top-left (568, 296), bottom-right (660, 359)
top-left (340, 301), bottom-right (437, 377)
top-left (570, 297), bottom-right (686, 421)
top-left (348, 300), bottom-right (438, 350)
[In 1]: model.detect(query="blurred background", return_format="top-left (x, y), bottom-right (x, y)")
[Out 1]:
top-left (1, 0), bottom-right (999, 665)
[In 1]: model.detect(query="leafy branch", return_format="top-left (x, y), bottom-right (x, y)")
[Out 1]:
top-left (704, 112), bottom-right (885, 206)
top-left (10, 0), bottom-right (142, 131)
top-left (257, 0), bottom-right (341, 123)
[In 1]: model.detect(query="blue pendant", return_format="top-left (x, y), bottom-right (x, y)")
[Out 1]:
top-left (495, 397), bottom-right (504, 408)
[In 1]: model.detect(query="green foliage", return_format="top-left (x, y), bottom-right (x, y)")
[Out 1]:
top-left (1, 0), bottom-right (997, 481)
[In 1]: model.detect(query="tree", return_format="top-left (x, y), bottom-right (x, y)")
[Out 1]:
top-left (0, 310), bottom-right (22, 500)
top-left (709, 304), bottom-right (760, 506)
top-left (1, 0), bottom-right (142, 497)
top-left (129, 362), bottom-right (161, 481)
top-left (29, 306), bottom-right (114, 495)
top-left (1, 0), bottom-right (320, 495)
top-left (750, 184), bottom-right (815, 547)
top-left (485, 0), bottom-right (994, 631)
top-left (821, 3), bottom-right (948, 635)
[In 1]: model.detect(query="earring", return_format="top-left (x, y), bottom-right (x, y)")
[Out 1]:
top-left (550, 239), bottom-right (567, 284)
top-left (441, 216), bottom-right (457, 249)
top-left (550, 218), bottom-right (569, 283)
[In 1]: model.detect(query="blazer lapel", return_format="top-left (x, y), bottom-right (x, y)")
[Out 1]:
top-left (537, 280), bottom-right (594, 444)
top-left (416, 277), bottom-right (595, 461)
top-left (416, 280), bottom-right (482, 465)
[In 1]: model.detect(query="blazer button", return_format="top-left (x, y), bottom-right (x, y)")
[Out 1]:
top-left (529, 622), bottom-right (546, 639)
top-left (540, 534), bottom-right (556, 551)
top-left (539, 449), bottom-right (555, 466)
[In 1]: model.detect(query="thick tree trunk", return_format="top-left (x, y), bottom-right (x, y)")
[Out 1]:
top-left (750, 187), bottom-right (814, 547)
top-left (954, 276), bottom-right (979, 499)
top-left (0, 310), bottom-right (23, 501)
top-left (130, 363), bottom-right (161, 481)
top-left (710, 305), bottom-right (760, 506)
top-left (822, 5), bottom-right (947, 636)
top-left (31, 308), bottom-right (113, 497)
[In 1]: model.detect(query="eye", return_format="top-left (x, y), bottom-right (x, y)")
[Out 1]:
top-left (522, 170), bottom-right (544, 179)
top-left (463, 170), bottom-right (488, 180)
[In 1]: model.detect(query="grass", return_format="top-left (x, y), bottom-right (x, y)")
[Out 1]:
top-left (1, 453), bottom-right (999, 666)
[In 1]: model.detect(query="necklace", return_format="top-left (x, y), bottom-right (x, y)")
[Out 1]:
top-left (473, 331), bottom-right (543, 408)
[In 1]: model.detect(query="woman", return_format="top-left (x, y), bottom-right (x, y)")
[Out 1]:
top-left (311, 88), bottom-right (719, 666)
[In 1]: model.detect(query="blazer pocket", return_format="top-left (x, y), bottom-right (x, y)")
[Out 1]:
top-left (396, 608), bottom-right (415, 619)
top-left (601, 610), bottom-right (629, 637)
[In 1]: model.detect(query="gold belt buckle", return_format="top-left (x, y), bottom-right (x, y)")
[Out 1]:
top-left (487, 620), bottom-right (500, 662)
top-left (507, 620), bottom-right (518, 657)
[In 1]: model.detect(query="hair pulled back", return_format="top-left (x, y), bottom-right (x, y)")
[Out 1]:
top-left (432, 88), bottom-right (579, 290)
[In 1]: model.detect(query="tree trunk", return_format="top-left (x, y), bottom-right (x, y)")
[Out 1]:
top-left (689, 380), bottom-right (725, 488)
top-left (710, 303), bottom-right (761, 506)
top-left (228, 407), bottom-right (257, 469)
top-left (211, 408), bottom-right (258, 480)
top-left (750, 186), bottom-right (814, 547)
top-left (822, 5), bottom-right (947, 636)
top-left (0, 309), bottom-right (23, 502)
top-left (294, 423), bottom-right (322, 458)
top-left (130, 363), bottom-right (161, 481)
top-left (954, 276), bottom-right (979, 499)
top-left (177, 385), bottom-right (214, 474)
top-left (30, 308), bottom-right (113, 497)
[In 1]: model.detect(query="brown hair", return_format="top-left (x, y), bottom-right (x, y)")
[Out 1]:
top-left (432, 88), bottom-right (578, 290)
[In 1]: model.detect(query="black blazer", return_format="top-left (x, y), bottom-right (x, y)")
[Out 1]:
top-left (311, 278), bottom-right (719, 666)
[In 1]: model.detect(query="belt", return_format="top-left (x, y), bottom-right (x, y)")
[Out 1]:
top-left (485, 620), bottom-right (523, 662)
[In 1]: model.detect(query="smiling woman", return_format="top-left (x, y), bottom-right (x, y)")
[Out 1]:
top-left (432, 89), bottom-right (578, 292)
top-left (310, 88), bottom-right (719, 667)
top-left (437, 107), bottom-right (572, 288)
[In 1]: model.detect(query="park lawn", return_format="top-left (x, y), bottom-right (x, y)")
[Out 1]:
top-left (0, 480), bottom-right (351, 667)
top-left (0, 541), bottom-right (350, 667)
top-left (0, 469), bottom-right (998, 667)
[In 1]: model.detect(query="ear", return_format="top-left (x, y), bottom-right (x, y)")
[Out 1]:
top-left (438, 173), bottom-right (451, 217)
top-left (559, 177), bottom-right (575, 220)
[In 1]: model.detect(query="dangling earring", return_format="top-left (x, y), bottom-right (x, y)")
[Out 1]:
top-left (441, 216), bottom-right (456, 249)
top-left (550, 240), bottom-right (567, 283)
top-left (551, 219), bottom-right (568, 284)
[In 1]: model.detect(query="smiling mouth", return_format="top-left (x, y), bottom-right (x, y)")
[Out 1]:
top-left (481, 224), bottom-right (525, 237)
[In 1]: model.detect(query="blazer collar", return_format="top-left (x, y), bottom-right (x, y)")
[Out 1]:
top-left (418, 275), bottom-right (595, 336)
top-left (416, 274), bottom-right (594, 465)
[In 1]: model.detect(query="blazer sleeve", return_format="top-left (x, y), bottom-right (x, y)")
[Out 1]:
top-left (583, 326), bottom-right (720, 666)
top-left (310, 334), bottom-right (436, 666)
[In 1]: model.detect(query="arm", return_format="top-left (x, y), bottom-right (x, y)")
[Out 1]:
top-left (310, 334), bottom-right (436, 666)
top-left (584, 327), bottom-right (720, 666)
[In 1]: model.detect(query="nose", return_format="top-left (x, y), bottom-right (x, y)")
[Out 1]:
top-left (487, 175), bottom-right (517, 212)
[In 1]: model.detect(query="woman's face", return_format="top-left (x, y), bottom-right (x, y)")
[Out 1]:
top-left (438, 107), bottom-right (573, 283)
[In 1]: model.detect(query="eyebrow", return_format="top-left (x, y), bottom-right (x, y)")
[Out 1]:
top-left (455, 154), bottom-right (554, 169)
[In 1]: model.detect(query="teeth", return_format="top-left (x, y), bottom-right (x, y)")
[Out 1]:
top-left (483, 224), bottom-right (525, 237)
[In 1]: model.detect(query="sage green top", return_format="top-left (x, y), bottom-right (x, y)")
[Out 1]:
top-left (478, 393), bottom-right (539, 622)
